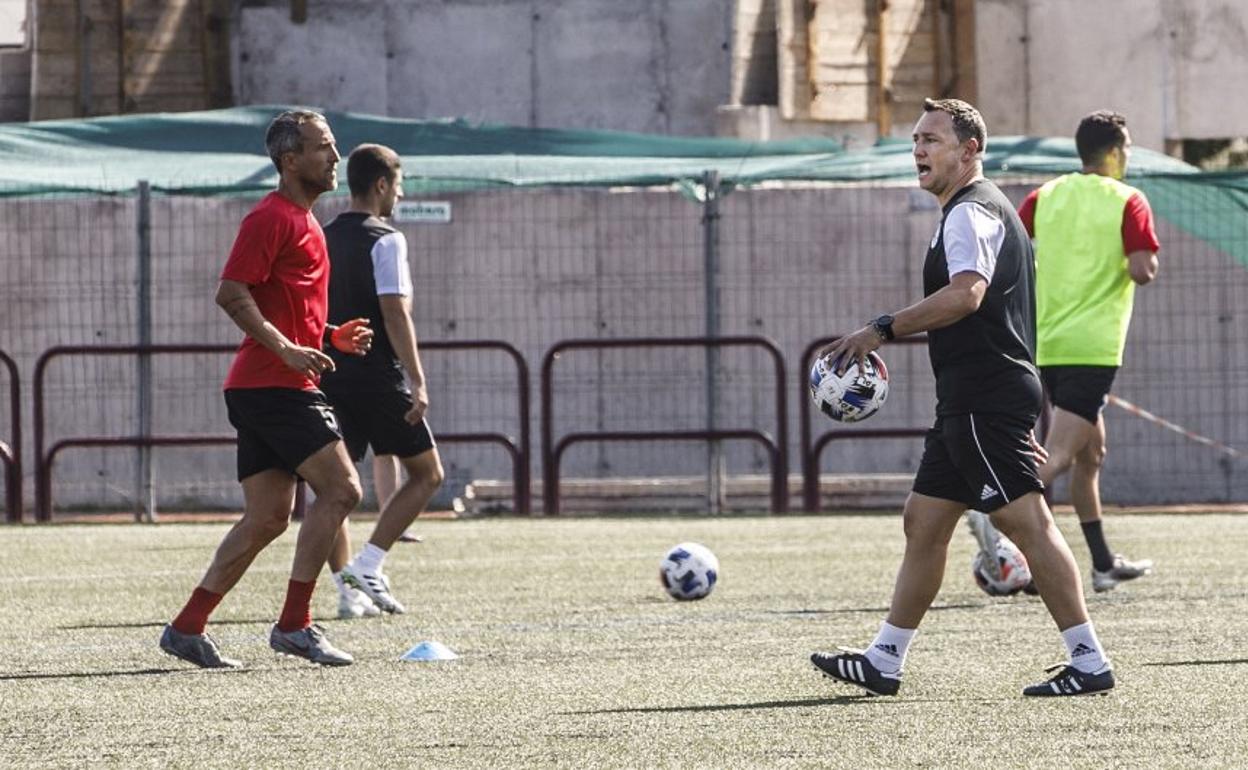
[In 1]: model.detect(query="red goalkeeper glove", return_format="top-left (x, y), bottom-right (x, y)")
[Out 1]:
top-left (328, 318), bottom-right (373, 356)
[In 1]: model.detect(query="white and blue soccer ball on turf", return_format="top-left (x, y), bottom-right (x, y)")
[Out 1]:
top-left (810, 351), bottom-right (890, 422)
top-left (660, 542), bottom-right (719, 601)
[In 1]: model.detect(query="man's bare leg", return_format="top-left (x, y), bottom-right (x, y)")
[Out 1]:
top-left (340, 449), bottom-right (444, 614)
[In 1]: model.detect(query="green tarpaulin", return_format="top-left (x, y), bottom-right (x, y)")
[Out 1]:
top-left (0, 105), bottom-right (1244, 266)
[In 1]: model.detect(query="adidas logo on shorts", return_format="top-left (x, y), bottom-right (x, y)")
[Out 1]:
top-left (980, 484), bottom-right (999, 501)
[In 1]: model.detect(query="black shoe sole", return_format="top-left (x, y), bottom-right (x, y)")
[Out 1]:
top-left (159, 642), bottom-right (240, 669)
top-left (1023, 688), bottom-right (1113, 697)
top-left (810, 658), bottom-right (900, 697)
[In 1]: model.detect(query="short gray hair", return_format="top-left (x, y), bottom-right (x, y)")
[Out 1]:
top-left (265, 109), bottom-right (327, 172)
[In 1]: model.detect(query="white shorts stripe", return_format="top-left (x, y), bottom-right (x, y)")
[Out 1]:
top-left (969, 414), bottom-right (1011, 505)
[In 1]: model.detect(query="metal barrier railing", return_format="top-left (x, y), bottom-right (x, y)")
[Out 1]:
top-left (419, 340), bottom-right (531, 515)
top-left (33, 341), bottom-right (531, 521)
top-left (541, 336), bottom-right (788, 515)
top-left (799, 336), bottom-right (928, 513)
top-left (1, 350), bottom-right (21, 522)
top-left (34, 344), bottom-right (237, 522)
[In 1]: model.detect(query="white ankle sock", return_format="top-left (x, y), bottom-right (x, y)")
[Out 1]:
top-left (331, 572), bottom-right (352, 598)
top-left (353, 543), bottom-right (388, 574)
top-left (864, 621), bottom-right (916, 675)
top-left (1061, 621), bottom-right (1110, 673)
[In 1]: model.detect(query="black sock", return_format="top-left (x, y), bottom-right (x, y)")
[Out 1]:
top-left (1081, 521), bottom-right (1115, 572)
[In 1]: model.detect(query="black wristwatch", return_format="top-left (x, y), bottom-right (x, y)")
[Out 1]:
top-left (872, 314), bottom-right (896, 341)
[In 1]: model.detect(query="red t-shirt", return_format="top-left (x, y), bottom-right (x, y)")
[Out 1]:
top-left (1018, 187), bottom-right (1161, 254)
top-left (220, 192), bottom-right (329, 391)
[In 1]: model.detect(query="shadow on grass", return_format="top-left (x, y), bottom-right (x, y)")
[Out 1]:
top-left (766, 603), bottom-right (983, 616)
top-left (1144, 658), bottom-right (1248, 667)
top-left (562, 695), bottom-right (870, 715)
top-left (58, 618), bottom-right (270, 631)
top-left (565, 694), bottom-right (1003, 716)
top-left (0, 667), bottom-right (219, 681)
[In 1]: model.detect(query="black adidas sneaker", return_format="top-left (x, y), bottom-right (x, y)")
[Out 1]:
top-left (810, 648), bottom-right (901, 696)
top-left (1022, 663), bottom-right (1115, 697)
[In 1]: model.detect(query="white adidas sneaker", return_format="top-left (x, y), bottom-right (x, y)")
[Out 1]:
top-left (341, 564), bottom-right (406, 615)
top-left (337, 586), bottom-right (381, 619)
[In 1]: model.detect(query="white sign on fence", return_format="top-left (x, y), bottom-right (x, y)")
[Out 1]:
top-left (393, 201), bottom-right (452, 224)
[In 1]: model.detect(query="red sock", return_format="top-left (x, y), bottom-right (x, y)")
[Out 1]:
top-left (171, 587), bottom-right (224, 635)
top-left (277, 579), bottom-right (316, 632)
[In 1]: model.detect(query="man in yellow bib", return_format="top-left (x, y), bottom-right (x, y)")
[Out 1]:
top-left (1017, 110), bottom-right (1160, 592)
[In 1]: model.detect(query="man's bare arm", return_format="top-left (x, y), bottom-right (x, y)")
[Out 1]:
top-left (823, 271), bottom-right (988, 373)
top-left (215, 279), bottom-right (334, 378)
top-left (1127, 250), bottom-right (1158, 285)
top-left (379, 294), bottom-right (428, 423)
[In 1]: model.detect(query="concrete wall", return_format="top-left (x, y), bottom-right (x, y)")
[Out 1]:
top-left (235, 0), bottom-right (733, 135)
top-left (1, 181), bottom-right (1244, 513)
top-left (975, 0), bottom-right (1248, 150)
top-left (0, 46), bottom-right (28, 121)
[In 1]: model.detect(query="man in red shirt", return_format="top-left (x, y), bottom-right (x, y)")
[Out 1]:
top-left (159, 110), bottom-right (373, 668)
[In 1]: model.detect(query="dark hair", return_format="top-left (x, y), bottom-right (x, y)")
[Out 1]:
top-left (265, 109), bottom-right (327, 172)
top-left (922, 98), bottom-right (987, 154)
top-left (347, 143), bottom-right (402, 197)
top-left (1075, 110), bottom-right (1128, 166)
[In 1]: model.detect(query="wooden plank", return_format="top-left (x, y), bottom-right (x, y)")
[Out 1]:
top-left (775, 0), bottom-right (811, 120)
top-left (123, 24), bottom-right (204, 52)
top-left (125, 74), bottom-right (205, 95)
top-left (950, 0), bottom-right (976, 100)
top-left (32, 21), bottom-right (79, 53)
top-left (33, 51), bottom-right (77, 80)
top-left (86, 48), bottom-right (123, 75)
top-left (117, 0), bottom-right (220, 113)
top-left (810, 82), bottom-right (871, 122)
top-left (122, 0), bottom-right (195, 15)
top-left (30, 94), bottom-right (76, 120)
top-left (730, 0), bottom-right (777, 106)
top-left (126, 93), bottom-right (207, 113)
top-left (804, 0), bottom-right (938, 129)
top-left (875, 0), bottom-right (890, 135)
top-left (201, 0), bottom-right (232, 108)
top-left (125, 51), bottom-right (205, 77)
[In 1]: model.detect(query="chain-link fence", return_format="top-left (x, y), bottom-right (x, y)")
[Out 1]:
top-left (1, 172), bottom-right (1245, 516)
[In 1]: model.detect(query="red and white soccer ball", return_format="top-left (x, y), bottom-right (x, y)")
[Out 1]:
top-left (972, 534), bottom-right (1034, 596)
top-left (660, 542), bottom-right (719, 601)
top-left (809, 351), bottom-right (890, 423)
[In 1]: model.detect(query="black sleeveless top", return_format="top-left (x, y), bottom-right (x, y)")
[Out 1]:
top-left (321, 212), bottom-right (407, 393)
top-left (923, 179), bottom-right (1041, 418)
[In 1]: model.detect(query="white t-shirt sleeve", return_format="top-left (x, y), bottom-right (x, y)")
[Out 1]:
top-left (370, 231), bottom-right (412, 297)
top-left (942, 202), bottom-right (1005, 283)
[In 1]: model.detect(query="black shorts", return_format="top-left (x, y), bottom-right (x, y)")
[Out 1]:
top-left (323, 389), bottom-right (436, 462)
top-left (1040, 366), bottom-right (1117, 424)
top-left (224, 388), bottom-right (342, 481)
top-left (912, 412), bottom-right (1044, 512)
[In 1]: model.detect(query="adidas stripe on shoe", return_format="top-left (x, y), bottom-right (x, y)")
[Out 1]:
top-left (810, 648), bottom-right (901, 696)
top-left (1022, 663), bottom-right (1115, 697)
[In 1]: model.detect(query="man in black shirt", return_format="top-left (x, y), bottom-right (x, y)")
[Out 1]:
top-left (810, 99), bottom-right (1114, 698)
top-left (320, 144), bottom-right (444, 617)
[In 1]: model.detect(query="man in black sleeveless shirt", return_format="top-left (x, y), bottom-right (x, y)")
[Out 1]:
top-left (320, 144), bottom-right (444, 618)
top-left (810, 100), bottom-right (1115, 698)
